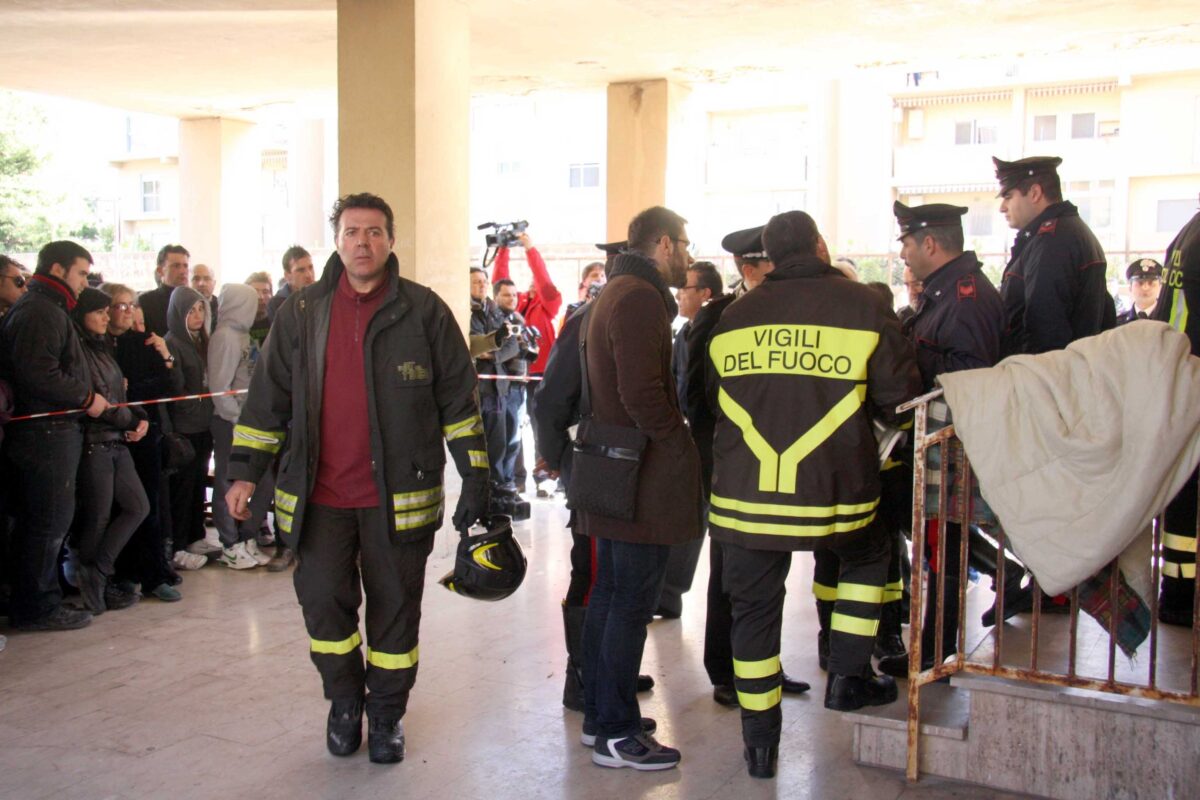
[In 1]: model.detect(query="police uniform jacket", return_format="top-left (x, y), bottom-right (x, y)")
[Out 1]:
top-left (1154, 210), bottom-right (1200, 355)
top-left (908, 250), bottom-right (1003, 390)
top-left (684, 292), bottom-right (736, 494)
top-left (227, 251), bottom-right (487, 550)
top-left (574, 252), bottom-right (703, 546)
top-left (999, 201), bottom-right (1110, 356)
top-left (706, 255), bottom-right (921, 552)
top-left (1116, 304), bottom-right (1157, 326)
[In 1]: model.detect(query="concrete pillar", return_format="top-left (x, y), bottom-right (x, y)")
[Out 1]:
top-left (606, 79), bottom-right (692, 241)
top-left (337, 0), bottom-right (469, 326)
top-left (179, 117), bottom-right (260, 285)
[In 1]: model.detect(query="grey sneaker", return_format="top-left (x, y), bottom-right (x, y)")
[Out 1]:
top-left (14, 605), bottom-right (93, 632)
top-left (592, 731), bottom-right (680, 771)
top-left (580, 717), bottom-right (656, 747)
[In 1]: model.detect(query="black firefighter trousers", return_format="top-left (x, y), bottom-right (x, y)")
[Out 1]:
top-left (294, 503), bottom-right (435, 719)
top-left (722, 519), bottom-right (890, 748)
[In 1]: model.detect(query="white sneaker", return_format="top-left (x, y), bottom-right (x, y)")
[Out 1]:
top-left (244, 539), bottom-right (271, 566)
top-left (173, 550), bottom-right (208, 571)
top-left (187, 532), bottom-right (223, 555)
top-left (220, 542), bottom-right (259, 570)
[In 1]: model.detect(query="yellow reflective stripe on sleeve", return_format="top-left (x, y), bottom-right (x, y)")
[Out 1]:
top-left (882, 580), bottom-right (904, 602)
top-left (708, 511), bottom-right (876, 538)
top-left (311, 631), bottom-right (362, 655)
top-left (717, 385), bottom-right (867, 495)
top-left (232, 424), bottom-right (285, 454)
top-left (837, 582), bottom-right (885, 604)
top-left (274, 489), bottom-right (298, 513)
top-left (1163, 532), bottom-right (1197, 553)
top-left (275, 510), bottom-right (293, 534)
top-left (443, 415), bottom-right (484, 442)
top-left (710, 493), bottom-right (878, 519)
top-left (1162, 561), bottom-right (1197, 579)
top-left (812, 581), bottom-right (838, 602)
top-left (737, 687), bottom-right (782, 711)
top-left (732, 655), bottom-right (780, 680)
top-left (468, 450), bottom-right (489, 469)
top-left (709, 325), bottom-right (878, 381)
top-left (395, 505), bottom-right (442, 531)
top-left (392, 487), bottom-right (444, 511)
top-left (366, 645), bottom-right (419, 670)
top-left (831, 612), bottom-right (880, 638)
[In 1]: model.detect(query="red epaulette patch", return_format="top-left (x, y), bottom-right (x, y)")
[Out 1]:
top-left (1037, 219), bottom-right (1058, 235)
top-left (957, 277), bottom-right (976, 301)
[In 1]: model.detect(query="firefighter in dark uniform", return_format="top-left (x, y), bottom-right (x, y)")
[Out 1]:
top-left (1117, 258), bottom-right (1163, 324)
top-left (994, 156), bottom-right (1112, 357)
top-left (875, 201), bottom-right (1010, 677)
top-left (1153, 199), bottom-right (1200, 626)
top-left (692, 226), bottom-right (810, 707)
top-left (225, 193), bottom-right (490, 764)
top-left (707, 211), bottom-right (921, 779)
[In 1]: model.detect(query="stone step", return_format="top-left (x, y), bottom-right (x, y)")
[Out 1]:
top-left (847, 682), bottom-right (970, 773)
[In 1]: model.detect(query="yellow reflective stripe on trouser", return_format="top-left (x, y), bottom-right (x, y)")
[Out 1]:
top-left (232, 424), bottom-right (285, 454)
top-left (392, 487), bottom-right (444, 511)
top-left (831, 612), bottom-right (880, 638)
top-left (733, 655), bottom-right (780, 680)
top-left (717, 384), bottom-right (867, 494)
top-left (395, 505), bottom-right (442, 531)
top-left (468, 450), bottom-right (489, 469)
top-left (274, 489), bottom-right (298, 513)
top-left (311, 631), bottom-right (362, 655)
top-left (837, 582), bottom-right (885, 604)
top-left (710, 493), bottom-right (878, 519)
top-left (812, 581), bottom-right (838, 602)
top-left (708, 510), bottom-right (876, 538)
top-left (1164, 532), bottom-right (1198, 553)
top-left (1162, 561), bottom-right (1197, 579)
top-left (443, 415), bottom-right (484, 442)
top-left (737, 687), bottom-right (782, 711)
top-left (883, 580), bottom-right (904, 603)
top-left (366, 645), bottom-right (419, 670)
top-left (275, 510), bottom-right (293, 533)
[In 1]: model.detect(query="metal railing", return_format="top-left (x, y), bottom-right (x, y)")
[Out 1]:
top-left (900, 387), bottom-right (1200, 783)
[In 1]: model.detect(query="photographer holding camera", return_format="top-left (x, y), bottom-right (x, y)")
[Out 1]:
top-left (489, 229), bottom-right (561, 493)
top-left (470, 270), bottom-right (523, 513)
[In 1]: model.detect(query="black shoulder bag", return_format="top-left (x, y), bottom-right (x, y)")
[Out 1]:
top-left (565, 310), bottom-right (648, 521)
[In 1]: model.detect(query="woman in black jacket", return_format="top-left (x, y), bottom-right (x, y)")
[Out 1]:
top-left (72, 288), bottom-right (151, 614)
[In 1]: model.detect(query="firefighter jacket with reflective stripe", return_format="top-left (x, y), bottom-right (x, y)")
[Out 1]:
top-left (1154, 209), bottom-right (1200, 356)
top-left (706, 255), bottom-right (922, 552)
top-left (227, 251), bottom-right (488, 548)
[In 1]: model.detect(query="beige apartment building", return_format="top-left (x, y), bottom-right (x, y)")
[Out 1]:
top-left (892, 68), bottom-right (1200, 279)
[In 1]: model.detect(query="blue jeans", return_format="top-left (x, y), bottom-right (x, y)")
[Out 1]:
top-left (6, 421), bottom-right (83, 625)
top-left (582, 537), bottom-right (670, 738)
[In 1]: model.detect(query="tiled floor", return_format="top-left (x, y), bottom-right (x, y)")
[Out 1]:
top-left (0, 478), bottom-right (1039, 799)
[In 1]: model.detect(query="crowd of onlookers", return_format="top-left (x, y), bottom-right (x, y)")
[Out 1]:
top-left (0, 243), bottom-right (317, 639)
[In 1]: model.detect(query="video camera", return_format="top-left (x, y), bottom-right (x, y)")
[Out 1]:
top-left (477, 220), bottom-right (529, 268)
top-left (478, 220), bottom-right (528, 249)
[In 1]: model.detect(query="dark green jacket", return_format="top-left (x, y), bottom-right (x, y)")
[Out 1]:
top-left (228, 251), bottom-right (487, 548)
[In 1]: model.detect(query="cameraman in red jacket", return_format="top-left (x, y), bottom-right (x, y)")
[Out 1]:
top-left (491, 230), bottom-right (562, 492)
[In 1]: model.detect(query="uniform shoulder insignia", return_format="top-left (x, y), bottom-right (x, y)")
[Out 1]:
top-left (1037, 219), bottom-right (1058, 235)
top-left (957, 276), bottom-right (977, 301)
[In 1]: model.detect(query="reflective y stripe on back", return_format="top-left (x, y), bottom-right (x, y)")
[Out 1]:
top-left (717, 384), bottom-right (868, 494)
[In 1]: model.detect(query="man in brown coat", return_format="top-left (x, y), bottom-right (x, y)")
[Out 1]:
top-left (578, 206), bottom-right (703, 771)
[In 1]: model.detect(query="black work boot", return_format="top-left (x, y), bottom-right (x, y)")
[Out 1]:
top-left (815, 600), bottom-right (834, 671)
top-left (744, 745), bottom-right (778, 779)
top-left (562, 604), bottom-right (587, 712)
top-left (873, 602), bottom-right (907, 660)
top-left (367, 716), bottom-right (405, 764)
top-left (824, 666), bottom-right (898, 712)
top-left (326, 698), bottom-right (363, 756)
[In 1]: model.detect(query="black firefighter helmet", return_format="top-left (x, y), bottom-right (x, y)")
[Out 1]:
top-left (438, 516), bottom-right (527, 601)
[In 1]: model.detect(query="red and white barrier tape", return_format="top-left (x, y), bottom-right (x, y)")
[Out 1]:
top-left (476, 374), bottom-right (542, 382)
top-left (7, 389), bottom-right (249, 422)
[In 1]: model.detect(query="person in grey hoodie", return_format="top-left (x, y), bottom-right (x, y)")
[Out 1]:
top-left (164, 285), bottom-right (214, 566)
top-left (208, 283), bottom-right (275, 569)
